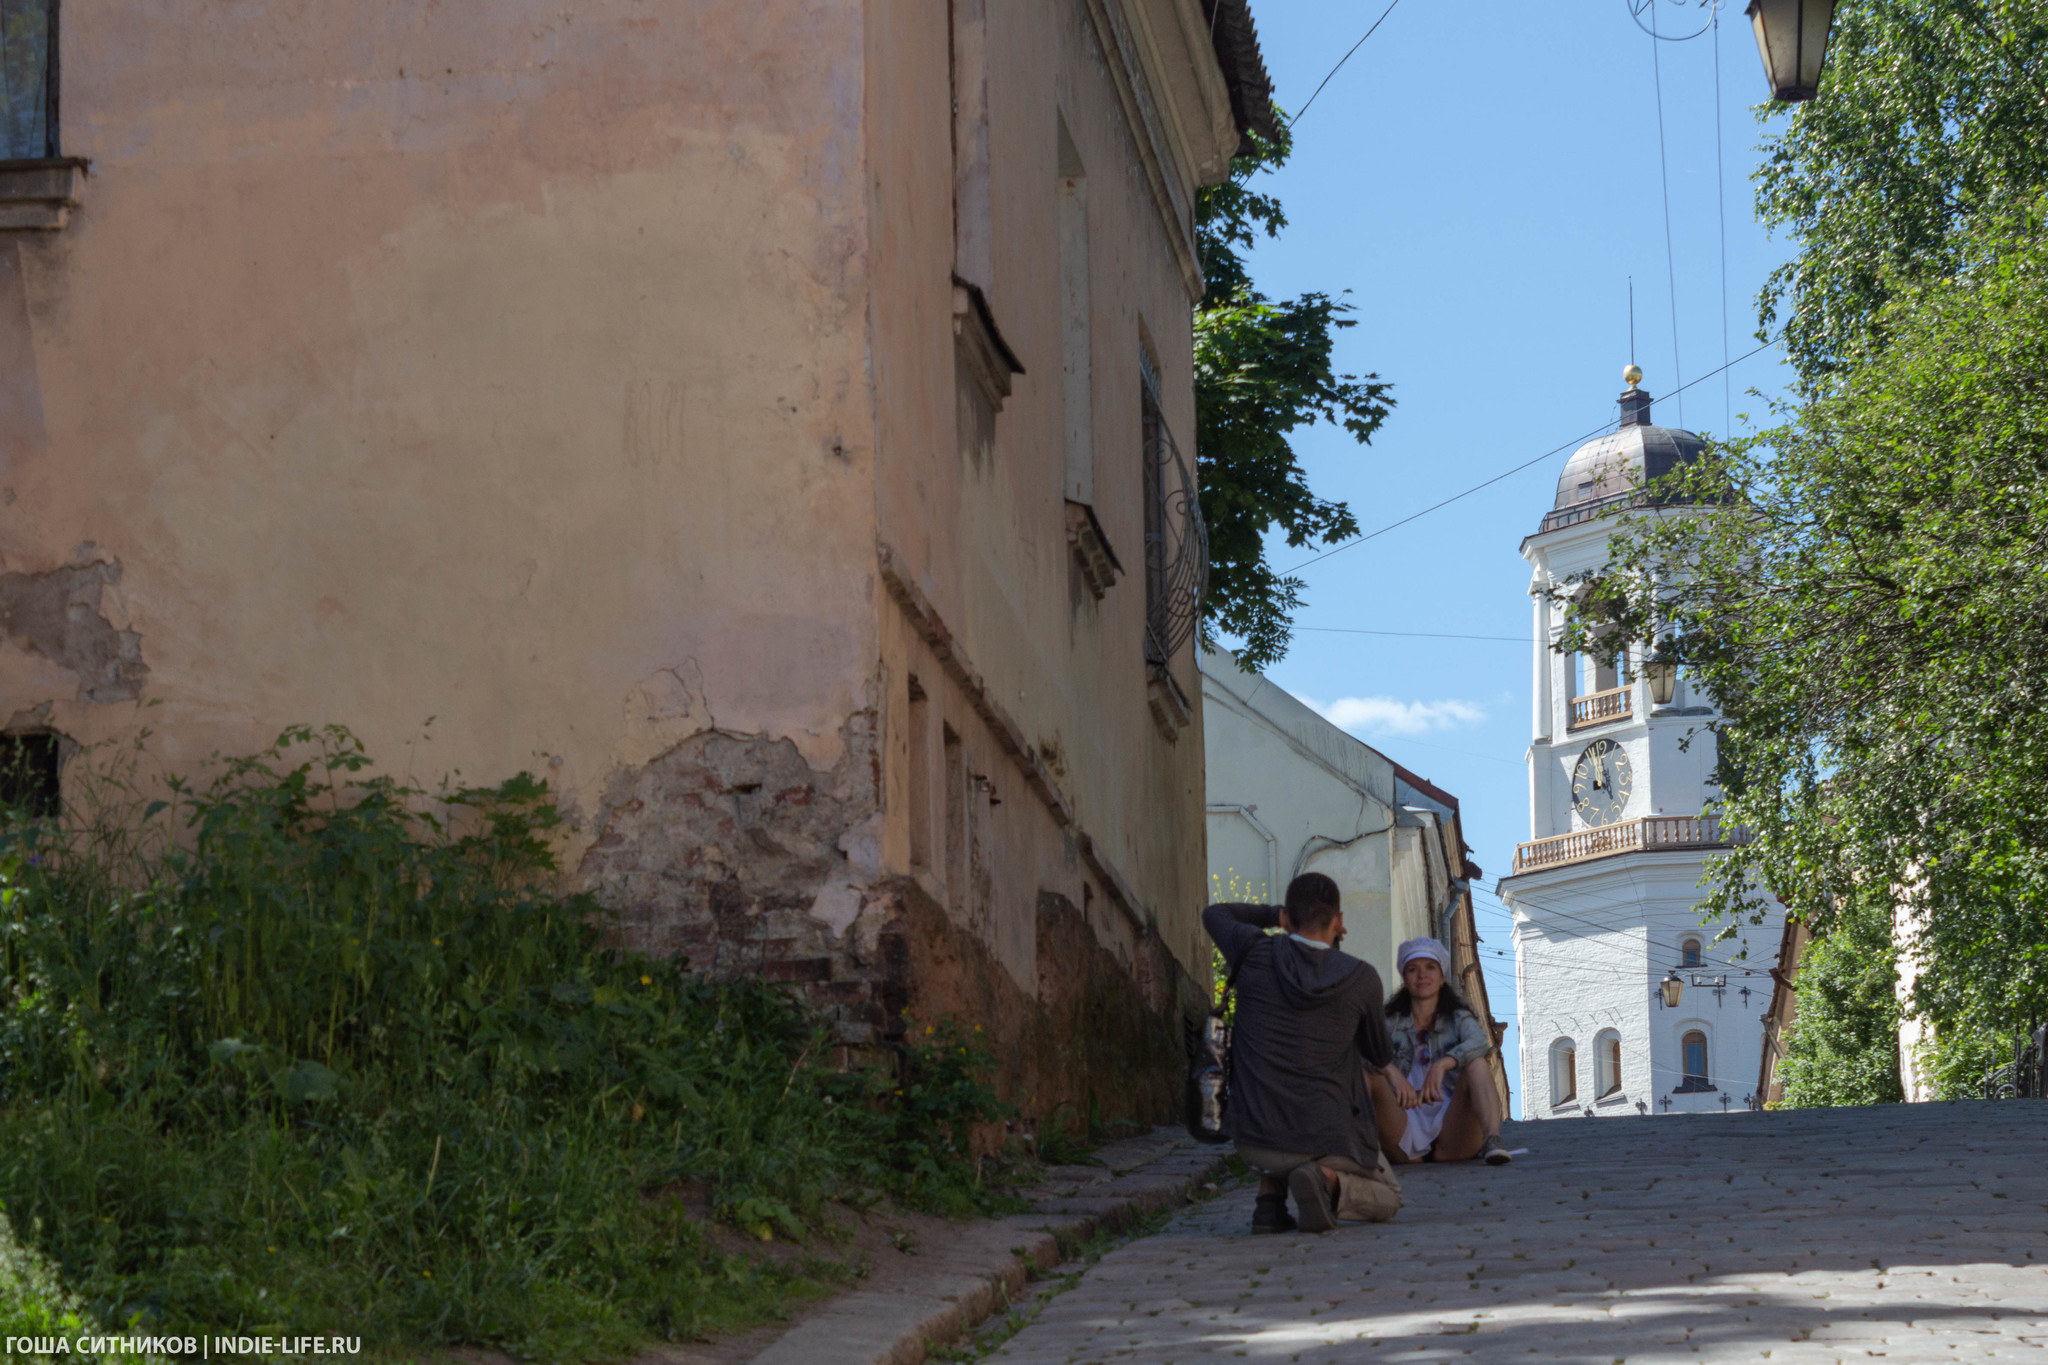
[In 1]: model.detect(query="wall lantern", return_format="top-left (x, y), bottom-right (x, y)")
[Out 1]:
top-left (1660, 971), bottom-right (1685, 1009)
top-left (1744, 0), bottom-right (1836, 102)
top-left (1644, 657), bottom-right (1679, 706)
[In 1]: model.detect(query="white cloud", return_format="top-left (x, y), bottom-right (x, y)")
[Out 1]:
top-left (1310, 695), bottom-right (1486, 737)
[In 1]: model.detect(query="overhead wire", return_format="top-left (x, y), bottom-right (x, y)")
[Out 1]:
top-left (1714, 6), bottom-right (1732, 432)
top-left (1649, 0), bottom-right (1686, 428)
top-left (1471, 878), bottom-right (1761, 972)
top-left (1289, 0), bottom-right (1404, 127)
top-left (1276, 334), bottom-right (1780, 577)
top-left (1294, 626), bottom-right (1524, 643)
top-left (1474, 884), bottom-right (1765, 977)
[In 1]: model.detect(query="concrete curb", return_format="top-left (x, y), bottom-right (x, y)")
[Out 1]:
top-left (739, 1130), bottom-right (1231, 1365)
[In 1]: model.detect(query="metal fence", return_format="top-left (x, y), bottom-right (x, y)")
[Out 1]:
top-left (1983, 1025), bottom-right (2046, 1099)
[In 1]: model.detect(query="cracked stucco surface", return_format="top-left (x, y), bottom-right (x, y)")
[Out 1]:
top-left (0, 561), bottom-right (149, 704)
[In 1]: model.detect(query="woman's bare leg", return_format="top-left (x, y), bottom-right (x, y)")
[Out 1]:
top-left (1364, 1070), bottom-right (1414, 1163)
top-left (1432, 1071), bottom-right (1502, 1162)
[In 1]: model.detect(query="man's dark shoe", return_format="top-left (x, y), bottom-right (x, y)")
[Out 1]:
top-left (1251, 1192), bottom-right (1297, 1234)
top-left (1286, 1163), bottom-right (1339, 1234)
top-left (1481, 1134), bottom-right (1513, 1166)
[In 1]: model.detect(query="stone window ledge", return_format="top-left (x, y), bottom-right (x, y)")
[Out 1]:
top-left (0, 158), bottom-right (87, 230)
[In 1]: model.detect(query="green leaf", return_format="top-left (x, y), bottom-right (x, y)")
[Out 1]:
top-left (278, 1059), bottom-right (339, 1105)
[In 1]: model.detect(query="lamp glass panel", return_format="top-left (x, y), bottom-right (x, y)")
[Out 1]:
top-left (1747, 0), bottom-right (1811, 99)
top-left (1799, 0), bottom-right (1836, 93)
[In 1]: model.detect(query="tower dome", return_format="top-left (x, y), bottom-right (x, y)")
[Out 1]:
top-left (1539, 371), bottom-right (1705, 534)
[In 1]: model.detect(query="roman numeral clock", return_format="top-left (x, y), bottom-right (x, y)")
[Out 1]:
top-left (1571, 738), bottom-right (1630, 826)
top-left (1497, 369), bottom-right (1785, 1121)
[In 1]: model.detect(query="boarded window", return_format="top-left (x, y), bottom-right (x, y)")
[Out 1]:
top-left (1595, 1030), bottom-right (1622, 1097)
top-left (1550, 1039), bottom-right (1577, 1106)
top-left (0, 731), bottom-right (59, 818)
top-left (1682, 1030), bottom-right (1709, 1083)
top-left (1, 0), bottom-right (56, 161)
top-left (907, 677), bottom-right (931, 871)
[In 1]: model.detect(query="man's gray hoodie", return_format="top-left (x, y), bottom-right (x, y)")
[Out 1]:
top-left (1203, 901), bottom-right (1395, 1169)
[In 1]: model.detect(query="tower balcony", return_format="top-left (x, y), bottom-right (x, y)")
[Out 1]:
top-left (1513, 814), bottom-right (1739, 874)
top-left (1567, 684), bottom-right (1632, 730)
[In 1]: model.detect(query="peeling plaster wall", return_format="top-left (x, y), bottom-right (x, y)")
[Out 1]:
top-left (0, 0), bottom-right (877, 798)
top-left (0, 0), bottom-right (1231, 1131)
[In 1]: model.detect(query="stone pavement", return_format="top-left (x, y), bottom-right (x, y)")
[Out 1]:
top-left (982, 1102), bottom-right (2048, 1363)
top-left (729, 1128), bottom-right (1229, 1365)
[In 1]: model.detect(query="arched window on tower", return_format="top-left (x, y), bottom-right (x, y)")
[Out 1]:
top-left (1550, 1038), bottom-right (1577, 1107)
top-left (1594, 1030), bottom-right (1622, 1098)
top-left (1681, 938), bottom-right (1702, 968)
top-left (1680, 1030), bottom-right (1712, 1091)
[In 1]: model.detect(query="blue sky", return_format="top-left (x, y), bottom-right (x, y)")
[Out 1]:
top-left (1220, 0), bottom-right (1801, 1116)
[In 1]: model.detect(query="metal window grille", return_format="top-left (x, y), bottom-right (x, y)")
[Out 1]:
top-left (1139, 355), bottom-right (1207, 665)
top-left (0, 0), bottom-right (57, 161)
top-left (1983, 1025), bottom-right (2046, 1099)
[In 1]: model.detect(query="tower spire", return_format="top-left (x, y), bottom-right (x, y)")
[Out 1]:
top-left (1619, 364), bottom-right (1651, 427)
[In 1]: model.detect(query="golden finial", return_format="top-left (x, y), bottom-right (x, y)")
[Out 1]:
top-left (1623, 363), bottom-right (1643, 389)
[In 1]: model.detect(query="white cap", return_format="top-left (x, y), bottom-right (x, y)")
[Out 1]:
top-left (1397, 936), bottom-right (1451, 972)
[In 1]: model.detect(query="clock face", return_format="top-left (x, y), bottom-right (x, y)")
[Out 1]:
top-left (1572, 739), bottom-right (1633, 826)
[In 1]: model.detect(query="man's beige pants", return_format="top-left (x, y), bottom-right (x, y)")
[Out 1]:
top-left (1235, 1142), bottom-right (1404, 1223)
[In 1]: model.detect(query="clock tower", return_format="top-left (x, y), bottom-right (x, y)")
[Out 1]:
top-left (1499, 369), bottom-right (1784, 1119)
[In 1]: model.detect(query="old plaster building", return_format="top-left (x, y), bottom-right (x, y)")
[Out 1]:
top-left (0, 0), bottom-right (1273, 1124)
top-left (1202, 649), bottom-right (1512, 1116)
top-left (1500, 374), bottom-right (1783, 1119)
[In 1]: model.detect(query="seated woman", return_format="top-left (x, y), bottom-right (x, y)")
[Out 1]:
top-left (1366, 937), bottom-right (1512, 1166)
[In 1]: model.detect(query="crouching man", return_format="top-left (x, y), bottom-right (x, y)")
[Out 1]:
top-left (1202, 873), bottom-right (1404, 1234)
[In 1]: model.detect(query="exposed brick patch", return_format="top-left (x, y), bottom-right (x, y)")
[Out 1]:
top-left (578, 712), bottom-right (879, 972)
top-left (763, 957), bottom-right (833, 983)
top-left (575, 710), bottom-right (1201, 1132)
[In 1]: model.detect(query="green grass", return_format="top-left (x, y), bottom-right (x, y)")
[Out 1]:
top-left (0, 727), bottom-right (1013, 1361)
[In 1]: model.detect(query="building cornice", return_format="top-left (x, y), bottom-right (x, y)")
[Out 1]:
top-left (1497, 844), bottom-right (1732, 898)
top-left (1081, 0), bottom-right (1237, 302)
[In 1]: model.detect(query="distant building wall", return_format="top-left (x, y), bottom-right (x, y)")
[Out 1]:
top-left (1200, 649), bottom-right (1510, 1113)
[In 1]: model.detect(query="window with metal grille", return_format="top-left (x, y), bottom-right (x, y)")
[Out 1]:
top-left (1139, 351), bottom-right (1206, 666)
top-left (1, 0), bottom-right (58, 161)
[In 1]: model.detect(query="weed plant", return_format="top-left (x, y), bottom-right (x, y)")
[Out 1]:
top-left (0, 727), bottom-right (1010, 1361)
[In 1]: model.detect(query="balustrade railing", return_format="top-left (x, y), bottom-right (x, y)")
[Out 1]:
top-left (1514, 814), bottom-right (1735, 873)
top-left (1568, 685), bottom-right (1632, 730)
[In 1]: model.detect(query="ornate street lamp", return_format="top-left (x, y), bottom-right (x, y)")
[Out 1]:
top-left (1744, 0), bottom-right (1835, 102)
top-left (1644, 657), bottom-right (1679, 706)
top-left (1660, 971), bottom-right (1685, 1009)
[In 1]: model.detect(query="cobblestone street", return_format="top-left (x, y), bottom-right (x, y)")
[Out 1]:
top-left (984, 1103), bottom-right (2047, 1363)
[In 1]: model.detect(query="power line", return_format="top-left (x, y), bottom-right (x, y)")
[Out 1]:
top-left (1278, 335), bottom-right (1781, 577)
top-left (1713, 7), bottom-right (1732, 433)
top-left (1290, 0), bottom-right (1403, 127)
top-left (1295, 626), bottom-right (1524, 643)
top-left (1483, 943), bottom-right (1767, 979)
top-left (1649, 2), bottom-right (1686, 428)
top-left (1477, 881), bottom-right (1759, 975)
top-left (1474, 879), bottom-right (1756, 973)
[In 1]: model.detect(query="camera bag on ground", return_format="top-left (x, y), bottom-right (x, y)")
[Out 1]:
top-left (1185, 947), bottom-right (1250, 1144)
